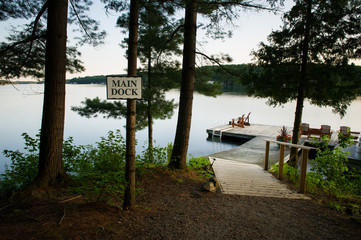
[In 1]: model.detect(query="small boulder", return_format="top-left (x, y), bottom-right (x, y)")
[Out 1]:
top-left (209, 177), bottom-right (218, 188)
top-left (201, 181), bottom-right (216, 192)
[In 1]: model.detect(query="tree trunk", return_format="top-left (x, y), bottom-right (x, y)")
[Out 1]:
top-left (147, 46), bottom-right (154, 161)
top-left (34, 0), bottom-right (68, 187)
top-left (289, 0), bottom-right (312, 168)
top-left (123, 0), bottom-right (139, 209)
top-left (169, 0), bottom-right (197, 169)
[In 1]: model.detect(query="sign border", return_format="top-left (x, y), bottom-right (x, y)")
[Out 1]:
top-left (106, 76), bottom-right (142, 100)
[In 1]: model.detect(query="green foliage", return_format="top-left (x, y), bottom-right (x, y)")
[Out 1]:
top-left (188, 157), bottom-right (214, 179)
top-left (284, 164), bottom-right (300, 185)
top-left (309, 147), bottom-right (349, 193)
top-left (271, 148), bottom-right (361, 214)
top-left (0, 130), bottom-right (172, 205)
top-left (1, 132), bottom-right (40, 190)
top-left (72, 93), bottom-right (177, 132)
top-left (139, 142), bottom-right (173, 165)
top-left (247, 1), bottom-right (361, 117)
top-left (308, 144), bottom-right (361, 197)
top-left (271, 163), bottom-right (299, 185)
top-left (0, 0), bottom-right (105, 80)
top-left (67, 75), bottom-right (108, 84)
top-left (337, 131), bottom-right (354, 148)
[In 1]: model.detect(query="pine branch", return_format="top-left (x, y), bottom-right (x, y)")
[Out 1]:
top-left (206, 1), bottom-right (280, 12)
top-left (21, 1), bottom-right (49, 68)
top-left (156, 24), bottom-right (184, 64)
top-left (195, 51), bottom-right (240, 77)
top-left (69, 0), bottom-right (94, 42)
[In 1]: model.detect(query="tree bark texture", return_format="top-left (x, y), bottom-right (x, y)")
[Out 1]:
top-left (123, 0), bottom-right (139, 209)
top-left (35, 0), bottom-right (68, 187)
top-left (147, 50), bottom-right (154, 163)
top-left (169, 0), bottom-right (198, 169)
top-left (147, 46), bottom-right (154, 151)
top-left (289, 0), bottom-right (312, 167)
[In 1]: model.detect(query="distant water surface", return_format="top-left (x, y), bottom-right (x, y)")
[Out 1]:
top-left (1, 84), bottom-right (360, 172)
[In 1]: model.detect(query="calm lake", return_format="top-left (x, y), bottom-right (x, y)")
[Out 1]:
top-left (1, 84), bottom-right (361, 172)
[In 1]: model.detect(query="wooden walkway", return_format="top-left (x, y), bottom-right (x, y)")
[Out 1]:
top-left (206, 124), bottom-right (316, 199)
top-left (212, 158), bottom-right (309, 199)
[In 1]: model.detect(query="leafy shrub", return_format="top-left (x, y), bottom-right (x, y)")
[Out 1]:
top-left (271, 163), bottom-right (299, 185)
top-left (139, 142), bottom-right (172, 165)
top-left (1, 133), bottom-right (40, 191)
top-left (308, 137), bottom-right (361, 197)
top-left (188, 157), bottom-right (214, 179)
top-left (0, 130), bottom-right (176, 204)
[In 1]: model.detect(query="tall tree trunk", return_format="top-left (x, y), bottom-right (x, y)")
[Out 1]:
top-left (169, 0), bottom-right (197, 169)
top-left (34, 0), bottom-right (68, 187)
top-left (289, 0), bottom-right (312, 168)
top-left (123, 0), bottom-right (139, 209)
top-left (147, 46), bottom-right (154, 161)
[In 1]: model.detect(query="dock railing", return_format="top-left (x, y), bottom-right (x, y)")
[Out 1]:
top-left (264, 139), bottom-right (315, 193)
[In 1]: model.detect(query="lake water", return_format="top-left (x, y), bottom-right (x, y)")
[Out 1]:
top-left (1, 84), bottom-right (360, 172)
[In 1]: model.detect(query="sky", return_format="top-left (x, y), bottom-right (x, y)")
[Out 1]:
top-left (0, 0), bottom-right (359, 81)
top-left (67, 1), bottom-right (292, 79)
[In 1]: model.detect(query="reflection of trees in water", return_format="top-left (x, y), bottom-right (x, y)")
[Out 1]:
top-left (71, 89), bottom-right (177, 132)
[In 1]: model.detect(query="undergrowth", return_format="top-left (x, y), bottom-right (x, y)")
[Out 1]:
top-left (188, 156), bottom-right (214, 179)
top-left (271, 135), bottom-right (361, 215)
top-left (0, 130), bottom-right (208, 208)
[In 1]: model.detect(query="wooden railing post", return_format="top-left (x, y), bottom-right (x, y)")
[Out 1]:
top-left (264, 139), bottom-right (313, 193)
top-left (264, 141), bottom-right (270, 170)
top-left (299, 149), bottom-right (309, 193)
top-left (278, 145), bottom-right (285, 180)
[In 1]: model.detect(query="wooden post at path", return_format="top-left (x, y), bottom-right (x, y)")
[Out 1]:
top-left (299, 149), bottom-right (309, 193)
top-left (264, 140), bottom-right (314, 193)
top-left (264, 141), bottom-right (270, 170)
top-left (278, 145), bottom-right (285, 180)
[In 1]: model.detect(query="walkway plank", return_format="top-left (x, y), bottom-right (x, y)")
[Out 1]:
top-left (212, 158), bottom-right (309, 199)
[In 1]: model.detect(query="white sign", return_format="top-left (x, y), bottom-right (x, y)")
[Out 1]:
top-left (106, 76), bottom-right (142, 100)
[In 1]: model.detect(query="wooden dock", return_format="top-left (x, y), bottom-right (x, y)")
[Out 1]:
top-left (207, 123), bottom-right (339, 145)
top-left (207, 124), bottom-right (281, 140)
top-left (205, 123), bottom-right (338, 199)
top-left (206, 124), bottom-right (284, 167)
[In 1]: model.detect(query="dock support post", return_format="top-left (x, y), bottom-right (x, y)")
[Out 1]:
top-left (299, 149), bottom-right (309, 193)
top-left (278, 145), bottom-right (285, 180)
top-left (264, 141), bottom-right (270, 170)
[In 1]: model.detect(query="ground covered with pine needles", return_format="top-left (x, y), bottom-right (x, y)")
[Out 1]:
top-left (1, 167), bottom-right (361, 240)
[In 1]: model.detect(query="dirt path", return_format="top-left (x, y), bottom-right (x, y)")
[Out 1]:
top-left (1, 169), bottom-right (360, 240)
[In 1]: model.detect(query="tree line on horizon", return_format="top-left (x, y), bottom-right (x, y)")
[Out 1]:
top-left (66, 63), bottom-right (361, 91)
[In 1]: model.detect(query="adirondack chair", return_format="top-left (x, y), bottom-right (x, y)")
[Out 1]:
top-left (300, 123), bottom-right (310, 138)
top-left (340, 126), bottom-right (350, 136)
top-left (320, 125), bottom-right (331, 138)
top-left (231, 114), bottom-right (245, 128)
top-left (339, 126), bottom-right (360, 139)
top-left (244, 112), bottom-right (251, 126)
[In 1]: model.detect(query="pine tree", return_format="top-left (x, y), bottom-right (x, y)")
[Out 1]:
top-left (247, 0), bottom-right (361, 167)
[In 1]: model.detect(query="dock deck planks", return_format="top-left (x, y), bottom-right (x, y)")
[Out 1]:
top-left (212, 158), bottom-right (309, 199)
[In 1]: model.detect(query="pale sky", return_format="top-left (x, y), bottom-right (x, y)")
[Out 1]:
top-left (0, 0), bottom-right (359, 81)
top-left (67, 1), bottom-right (292, 79)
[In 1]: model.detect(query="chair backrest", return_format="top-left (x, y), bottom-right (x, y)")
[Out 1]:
top-left (321, 125), bottom-right (331, 135)
top-left (301, 123), bottom-right (309, 133)
top-left (340, 126), bottom-right (350, 136)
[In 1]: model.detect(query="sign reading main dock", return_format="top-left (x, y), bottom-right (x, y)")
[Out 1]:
top-left (106, 76), bottom-right (142, 99)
